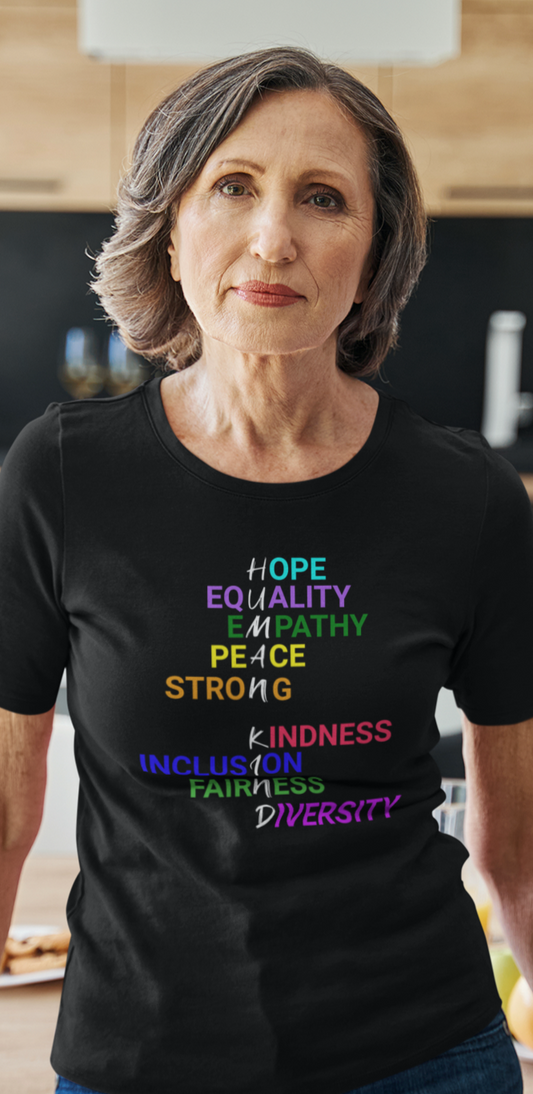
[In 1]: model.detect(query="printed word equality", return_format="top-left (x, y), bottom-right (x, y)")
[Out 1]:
top-left (256, 796), bottom-right (402, 829)
top-left (207, 585), bottom-right (351, 611)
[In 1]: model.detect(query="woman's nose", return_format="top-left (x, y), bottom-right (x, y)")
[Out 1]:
top-left (248, 200), bottom-right (298, 264)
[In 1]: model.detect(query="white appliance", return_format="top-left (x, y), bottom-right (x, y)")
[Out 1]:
top-left (481, 311), bottom-right (532, 449)
top-left (78, 0), bottom-right (460, 66)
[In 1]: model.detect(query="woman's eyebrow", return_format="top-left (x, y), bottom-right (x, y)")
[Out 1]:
top-left (214, 159), bottom-right (265, 174)
top-left (297, 167), bottom-right (352, 185)
top-left (213, 158), bottom-right (351, 186)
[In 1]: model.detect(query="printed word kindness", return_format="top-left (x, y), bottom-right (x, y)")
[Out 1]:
top-left (267, 722), bottom-right (392, 746)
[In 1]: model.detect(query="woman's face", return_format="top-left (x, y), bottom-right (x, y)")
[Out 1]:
top-left (168, 89), bottom-right (375, 358)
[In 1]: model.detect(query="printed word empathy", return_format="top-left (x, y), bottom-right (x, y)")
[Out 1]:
top-left (223, 614), bottom-right (367, 639)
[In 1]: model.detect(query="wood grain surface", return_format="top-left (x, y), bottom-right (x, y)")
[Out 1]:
top-left (0, 856), bottom-right (78, 1094)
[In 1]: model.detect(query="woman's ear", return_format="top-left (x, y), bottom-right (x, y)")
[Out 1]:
top-left (167, 241), bottom-right (180, 282)
top-left (167, 225), bottom-right (180, 282)
top-left (354, 252), bottom-right (375, 304)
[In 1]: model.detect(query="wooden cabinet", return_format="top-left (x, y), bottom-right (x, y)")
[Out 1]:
top-left (392, 1), bottom-right (533, 214)
top-left (0, 1), bottom-right (112, 209)
top-left (0, 0), bottom-right (531, 214)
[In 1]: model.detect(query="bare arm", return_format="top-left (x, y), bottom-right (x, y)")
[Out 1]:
top-left (0, 705), bottom-right (55, 954)
top-left (462, 714), bottom-right (533, 987)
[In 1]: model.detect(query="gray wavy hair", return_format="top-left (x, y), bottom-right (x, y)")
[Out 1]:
top-left (92, 46), bottom-right (427, 376)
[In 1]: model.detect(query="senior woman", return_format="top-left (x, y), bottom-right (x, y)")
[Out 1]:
top-left (1, 46), bottom-right (533, 1094)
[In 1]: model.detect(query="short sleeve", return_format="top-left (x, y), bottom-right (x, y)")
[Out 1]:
top-left (0, 404), bottom-right (69, 714)
top-left (445, 448), bottom-right (533, 725)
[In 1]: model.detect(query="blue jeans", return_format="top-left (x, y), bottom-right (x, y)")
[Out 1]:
top-left (55, 1011), bottom-right (523, 1094)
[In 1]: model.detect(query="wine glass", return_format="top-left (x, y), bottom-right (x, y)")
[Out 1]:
top-left (104, 331), bottom-right (149, 396)
top-left (58, 328), bottom-right (105, 399)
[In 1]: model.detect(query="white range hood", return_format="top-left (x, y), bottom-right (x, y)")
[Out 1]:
top-left (78, 0), bottom-right (460, 66)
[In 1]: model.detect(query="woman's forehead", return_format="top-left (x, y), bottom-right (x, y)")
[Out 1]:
top-left (201, 89), bottom-right (370, 183)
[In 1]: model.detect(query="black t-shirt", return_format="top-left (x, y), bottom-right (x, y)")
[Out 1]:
top-left (1, 376), bottom-right (533, 1094)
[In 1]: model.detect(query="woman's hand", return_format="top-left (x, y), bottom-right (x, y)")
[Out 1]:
top-left (0, 706), bottom-right (55, 954)
top-left (463, 714), bottom-right (533, 989)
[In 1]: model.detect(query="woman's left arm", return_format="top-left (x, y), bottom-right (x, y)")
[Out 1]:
top-left (462, 715), bottom-right (533, 988)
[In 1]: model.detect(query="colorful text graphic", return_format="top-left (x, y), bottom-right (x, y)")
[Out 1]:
top-left (257, 796), bottom-right (402, 828)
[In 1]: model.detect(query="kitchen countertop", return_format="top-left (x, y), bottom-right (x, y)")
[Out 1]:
top-left (1, 857), bottom-right (77, 1094)
top-left (2, 855), bottom-right (533, 1094)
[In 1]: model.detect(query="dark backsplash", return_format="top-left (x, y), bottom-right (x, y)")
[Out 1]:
top-left (372, 217), bottom-right (533, 472)
top-left (0, 211), bottom-right (115, 460)
top-left (1, 212), bottom-right (532, 462)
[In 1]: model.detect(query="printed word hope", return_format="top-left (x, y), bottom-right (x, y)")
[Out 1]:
top-left (248, 557), bottom-right (327, 581)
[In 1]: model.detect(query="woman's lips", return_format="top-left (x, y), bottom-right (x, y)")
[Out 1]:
top-left (233, 281), bottom-right (304, 307)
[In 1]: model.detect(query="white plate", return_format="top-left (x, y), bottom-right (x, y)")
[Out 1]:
top-left (0, 924), bottom-right (66, 989)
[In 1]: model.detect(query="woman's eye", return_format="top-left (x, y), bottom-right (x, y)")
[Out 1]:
top-left (309, 191), bottom-right (339, 209)
top-left (215, 180), bottom-right (342, 208)
top-left (218, 181), bottom-right (247, 196)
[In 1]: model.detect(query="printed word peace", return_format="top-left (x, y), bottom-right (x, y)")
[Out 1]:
top-left (211, 643), bottom-right (305, 669)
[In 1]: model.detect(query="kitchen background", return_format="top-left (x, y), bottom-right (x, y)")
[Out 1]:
top-left (1, 0), bottom-right (532, 856)
top-left (4, 5), bottom-right (533, 1091)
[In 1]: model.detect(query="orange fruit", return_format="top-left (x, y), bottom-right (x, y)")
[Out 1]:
top-left (507, 976), bottom-right (533, 1048)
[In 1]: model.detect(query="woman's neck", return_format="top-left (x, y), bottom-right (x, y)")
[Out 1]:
top-left (159, 335), bottom-right (379, 482)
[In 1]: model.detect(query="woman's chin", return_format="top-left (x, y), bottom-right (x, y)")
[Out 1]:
top-left (202, 322), bottom-right (332, 360)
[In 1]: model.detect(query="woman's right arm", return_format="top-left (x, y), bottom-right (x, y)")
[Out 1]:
top-left (0, 705), bottom-right (55, 954)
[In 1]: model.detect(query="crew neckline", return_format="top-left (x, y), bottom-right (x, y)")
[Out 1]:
top-left (142, 373), bottom-right (393, 498)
